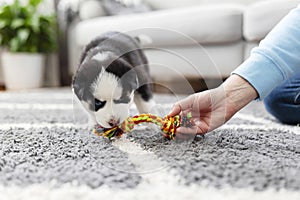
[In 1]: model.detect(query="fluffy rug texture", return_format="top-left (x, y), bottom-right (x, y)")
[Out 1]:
top-left (0, 88), bottom-right (299, 200)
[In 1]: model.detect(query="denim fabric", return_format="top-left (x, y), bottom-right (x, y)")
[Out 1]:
top-left (264, 72), bottom-right (300, 125)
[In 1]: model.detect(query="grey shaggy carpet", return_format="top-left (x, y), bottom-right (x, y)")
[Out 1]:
top-left (0, 88), bottom-right (299, 200)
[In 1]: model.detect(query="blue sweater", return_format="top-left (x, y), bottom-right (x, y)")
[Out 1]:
top-left (233, 6), bottom-right (300, 100)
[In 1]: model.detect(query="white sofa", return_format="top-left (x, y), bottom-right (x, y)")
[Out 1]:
top-left (67, 0), bottom-right (300, 84)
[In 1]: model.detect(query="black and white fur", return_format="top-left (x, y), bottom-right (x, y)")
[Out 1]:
top-left (72, 31), bottom-right (154, 128)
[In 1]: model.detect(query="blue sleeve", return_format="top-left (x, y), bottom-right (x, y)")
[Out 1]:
top-left (232, 6), bottom-right (300, 100)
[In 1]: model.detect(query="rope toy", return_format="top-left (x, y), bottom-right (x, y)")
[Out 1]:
top-left (93, 113), bottom-right (192, 140)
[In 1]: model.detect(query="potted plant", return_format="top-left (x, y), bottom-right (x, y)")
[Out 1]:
top-left (0, 0), bottom-right (57, 90)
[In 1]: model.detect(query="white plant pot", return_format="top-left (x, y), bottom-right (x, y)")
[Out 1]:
top-left (1, 52), bottom-right (45, 90)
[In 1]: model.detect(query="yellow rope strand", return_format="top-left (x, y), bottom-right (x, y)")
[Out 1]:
top-left (93, 113), bottom-right (192, 140)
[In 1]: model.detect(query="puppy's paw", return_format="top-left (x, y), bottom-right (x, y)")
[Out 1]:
top-left (134, 95), bottom-right (155, 114)
top-left (87, 118), bottom-right (97, 130)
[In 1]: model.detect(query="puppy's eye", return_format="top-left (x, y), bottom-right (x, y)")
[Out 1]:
top-left (95, 98), bottom-right (106, 111)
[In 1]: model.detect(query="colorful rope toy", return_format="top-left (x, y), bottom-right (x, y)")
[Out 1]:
top-left (93, 113), bottom-right (192, 140)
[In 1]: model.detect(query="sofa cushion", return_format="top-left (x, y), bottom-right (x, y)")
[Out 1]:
top-left (145, 0), bottom-right (264, 10)
top-left (146, 42), bottom-right (244, 80)
top-left (79, 0), bottom-right (107, 20)
top-left (75, 4), bottom-right (244, 47)
top-left (243, 0), bottom-right (300, 41)
top-left (101, 0), bottom-right (152, 15)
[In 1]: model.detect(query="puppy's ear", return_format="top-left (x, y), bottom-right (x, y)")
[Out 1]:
top-left (73, 60), bottom-right (102, 101)
top-left (122, 69), bottom-right (138, 91)
top-left (72, 82), bottom-right (85, 100)
top-left (120, 59), bottom-right (139, 91)
top-left (72, 70), bottom-right (87, 100)
top-left (106, 57), bottom-right (139, 92)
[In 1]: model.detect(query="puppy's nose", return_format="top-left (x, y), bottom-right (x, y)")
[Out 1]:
top-left (108, 118), bottom-right (120, 127)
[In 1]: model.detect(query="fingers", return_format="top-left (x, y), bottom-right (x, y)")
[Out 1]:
top-left (176, 126), bottom-right (200, 135)
top-left (168, 95), bottom-right (195, 116)
top-left (176, 122), bottom-right (209, 135)
top-left (168, 104), bottom-right (182, 117)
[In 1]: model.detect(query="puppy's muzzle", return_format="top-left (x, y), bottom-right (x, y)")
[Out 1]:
top-left (108, 118), bottom-right (120, 127)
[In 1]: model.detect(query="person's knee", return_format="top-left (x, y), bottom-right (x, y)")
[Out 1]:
top-left (264, 93), bottom-right (281, 119)
top-left (264, 91), bottom-right (300, 125)
top-left (295, 93), bottom-right (300, 104)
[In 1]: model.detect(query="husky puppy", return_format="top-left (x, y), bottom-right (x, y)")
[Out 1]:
top-left (72, 31), bottom-right (154, 128)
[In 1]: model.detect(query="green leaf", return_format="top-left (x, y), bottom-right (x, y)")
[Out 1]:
top-left (10, 0), bottom-right (21, 16)
top-left (17, 29), bottom-right (30, 43)
top-left (29, 0), bottom-right (42, 7)
top-left (13, 0), bottom-right (20, 7)
top-left (11, 18), bottom-right (25, 29)
top-left (9, 37), bottom-right (19, 52)
top-left (0, 5), bottom-right (12, 18)
top-left (30, 14), bottom-right (40, 33)
top-left (0, 20), bottom-right (7, 29)
top-left (29, 46), bottom-right (37, 53)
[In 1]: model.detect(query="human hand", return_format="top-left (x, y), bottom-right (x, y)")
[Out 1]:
top-left (168, 75), bottom-right (258, 136)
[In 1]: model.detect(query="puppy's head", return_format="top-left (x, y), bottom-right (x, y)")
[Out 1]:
top-left (73, 56), bottom-right (138, 128)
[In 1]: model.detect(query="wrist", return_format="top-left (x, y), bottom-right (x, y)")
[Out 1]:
top-left (221, 74), bottom-right (258, 115)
